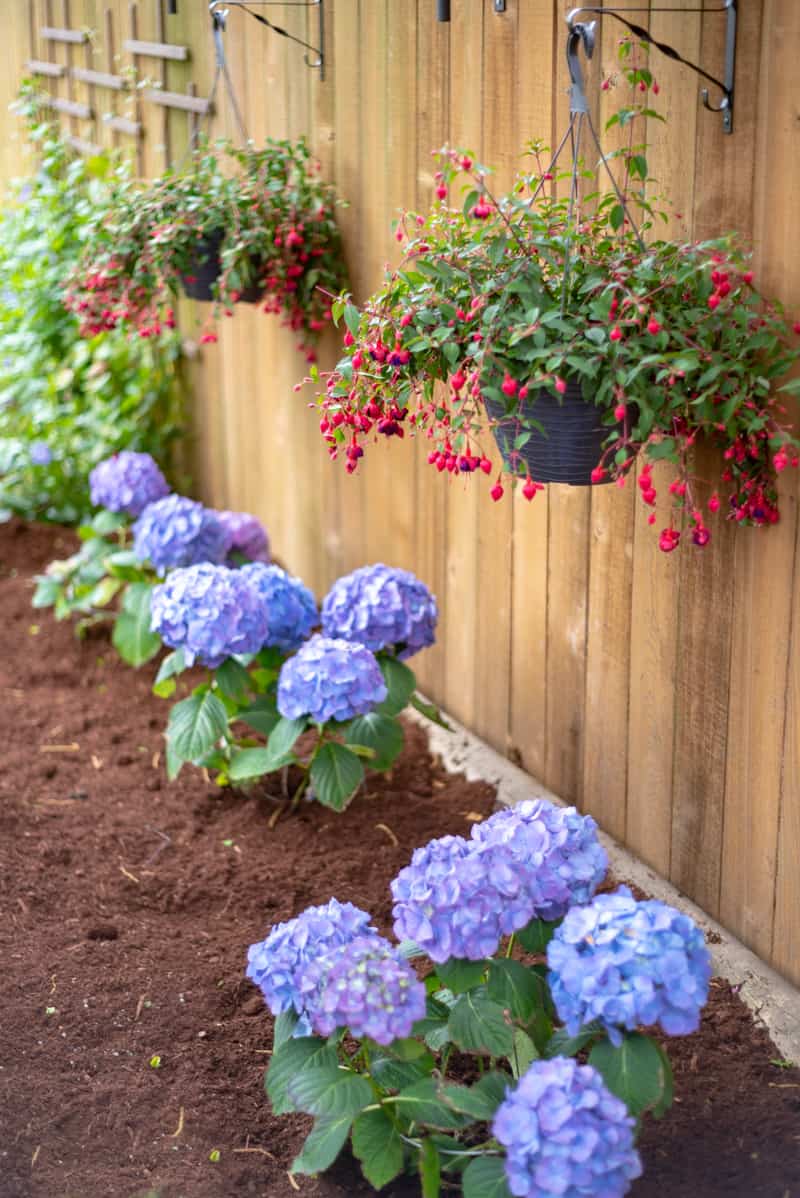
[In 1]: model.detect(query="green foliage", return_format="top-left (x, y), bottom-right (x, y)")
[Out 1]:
top-left (112, 581), bottom-right (160, 667)
top-left (0, 84), bottom-right (183, 524)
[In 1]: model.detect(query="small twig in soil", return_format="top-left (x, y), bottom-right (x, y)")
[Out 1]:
top-left (375, 822), bottom-right (399, 847)
top-left (169, 1107), bottom-right (185, 1137)
top-left (151, 751), bottom-right (160, 770)
top-left (135, 993), bottom-right (148, 1020)
top-left (268, 805), bottom-right (284, 829)
top-left (233, 1146), bottom-right (276, 1159)
top-left (287, 1174), bottom-right (300, 1192)
top-left (119, 864), bottom-right (140, 884)
top-left (31, 1146), bottom-right (40, 1168)
top-left (38, 743), bottom-right (80, 753)
top-left (143, 825), bottom-right (172, 866)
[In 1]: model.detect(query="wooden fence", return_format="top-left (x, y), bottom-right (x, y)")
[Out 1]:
top-left (2, 0), bottom-right (799, 987)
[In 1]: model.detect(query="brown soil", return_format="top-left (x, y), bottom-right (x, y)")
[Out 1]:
top-left (1, 518), bottom-right (798, 1198)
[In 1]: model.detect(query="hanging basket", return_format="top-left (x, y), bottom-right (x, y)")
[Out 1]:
top-left (179, 229), bottom-right (265, 303)
top-left (484, 380), bottom-right (613, 487)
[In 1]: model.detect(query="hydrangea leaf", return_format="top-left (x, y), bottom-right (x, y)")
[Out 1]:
top-left (391, 1079), bottom-right (474, 1131)
top-left (112, 582), bottom-right (161, 667)
top-left (104, 548), bottom-right (146, 581)
top-left (273, 1009), bottom-right (299, 1050)
top-left (371, 1053), bottom-right (433, 1093)
top-left (420, 1136), bottom-right (442, 1197)
top-left (310, 742), bottom-right (364, 811)
top-left (166, 689), bottom-right (229, 763)
top-left (266, 715), bottom-right (307, 761)
top-left (228, 746), bottom-right (274, 783)
top-left (214, 658), bottom-right (252, 705)
top-left (32, 576), bottom-right (62, 608)
top-left (291, 1113), bottom-right (353, 1176)
top-left (510, 1029), bottom-right (538, 1079)
top-left (346, 712), bottom-right (405, 771)
top-left (435, 958), bottom-right (490, 995)
top-left (515, 917), bottom-right (559, 955)
top-left (588, 1031), bottom-right (671, 1118)
top-left (152, 648), bottom-right (187, 698)
top-left (409, 692), bottom-right (452, 729)
top-left (376, 656), bottom-right (417, 716)
top-left (447, 988), bottom-right (515, 1058)
top-left (440, 1071), bottom-right (509, 1120)
top-left (287, 1065), bottom-right (373, 1119)
top-left (543, 1020), bottom-right (605, 1060)
top-left (265, 1038), bottom-right (338, 1116)
top-left (462, 1156), bottom-right (513, 1198)
top-left (236, 695), bottom-right (280, 738)
top-left (487, 959), bottom-right (544, 1023)
top-left (352, 1109), bottom-right (405, 1189)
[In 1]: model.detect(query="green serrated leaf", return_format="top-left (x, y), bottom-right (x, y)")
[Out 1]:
top-left (487, 959), bottom-right (543, 1023)
top-left (588, 1032), bottom-right (671, 1118)
top-left (435, 958), bottom-right (490, 995)
top-left (544, 1020), bottom-right (605, 1060)
top-left (273, 1009), bottom-right (299, 1050)
top-left (228, 746), bottom-right (273, 782)
top-left (112, 582), bottom-right (160, 667)
top-left (267, 714), bottom-right (307, 760)
top-left (166, 689), bottom-right (228, 763)
top-left (265, 1038), bottom-right (338, 1116)
top-left (409, 692), bottom-right (452, 729)
top-left (391, 1079), bottom-right (474, 1131)
top-left (376, 656), bottom-right (417, 717)
top-left (236, 695), bottom-right (280, 737)
top-left (352, 1108), bottom-right (405, 1189)
top-left (346, 712), bottom-right (405, 771)
top-left (462, 1156), bottom-right (513, 1198)
top-left (288, 1066), bottom-right (373, 1119)
top-left (214, 657), bottom-right (252, 704)
top-left (291, 1114), bottom-right (353, 1176)
top-left (310, 742), bottom-right (364, 811)
top-left (511, 1028), bottom-right (538, 1078)
top-left (515, 917), bottom-right (559, 955)
top-left (440, 1071), bottom-right (509, 1120)
top-left (152, 648), bottom-right (186, 698)
top-left (447, 988), bottom-right (514, 1058)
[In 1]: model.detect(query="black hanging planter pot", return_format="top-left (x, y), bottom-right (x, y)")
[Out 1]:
top-left (484, 379), bottom-right (613, 486)
top-left (179, 229), bottom-right (265, 303)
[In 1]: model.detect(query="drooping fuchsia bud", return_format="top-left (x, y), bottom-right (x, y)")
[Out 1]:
top-left (344, 330), bottom-right (355, 347)
top-left (774, 450), bottom-right (789, 472)
top-left (471, 201), bottom-right (493, 220)
top-left (502, 374), bottom-right (519, 398)
top-left (451, 370), bottom-right (466, 392)
top-left (522, 476), bottom-right (543, 501)
top-left (610, 326), bottom-right (622, 342)
top-left (554, 376), bottom-right (567, 395)
top-left (648, 512), bottom-right (657, 525)
top-left (647, 318), bottom-right (661, 335)
top-left (479, 457), bottom-right (492, 475)
top-left (708, 293), bottom-right (721, 310)
top-left (692, 527), bottom-right (711, 547)
top-left (460, 155), bottom-right (473, 171)
top-left (518, 384), bottom-right (529, 401)
top-left (658, 528), bottom-right (681, 553)
top-left (436, 185), bottom-right (447, 200)
top-left (708, 493), bottom-right (721, 513)
top-left (743, 271), bottom-right (754, 285)
top-left (400, 313), bottom-right (413, 327)
top-left (794, 321), bottom-right (800, 335)
top-left (614, 403), bottom-right (626, 421)
top-left (490, 480), bottom-right (504, 502)
top-left (591, 466), bottom-right (606, 483)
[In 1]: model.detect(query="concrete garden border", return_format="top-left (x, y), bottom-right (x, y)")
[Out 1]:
top-left (410, 707), bottom-right (800, 1063)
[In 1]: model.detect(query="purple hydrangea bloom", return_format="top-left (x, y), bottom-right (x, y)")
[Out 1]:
top-left (547, 887), bottom-right (712, 1047)
top-left (246, 898), bottom-right (376, 1018)
top-left (493, 1057), bottom-right (642, 1198)
top-left (277, 634), bottom-right (387, 724)
top-left (89, 451), bottom-right (169, 517)
top-left (217, 510), bottom-right (271, 564)
top-left (150, 563), bottom-right (269, 668)
top-left (240, 562), bottom-right (318, 652)
top-left (471, 800), bottom-right (608, 922)
top-left (29, 441), bottom-right (52, 466)
top-left (300, 935), bottom-right (426, 1045)
top-left (321, 563), bottom-right (438, 659)
top-left (132, 494), bottom-right (228, 573)
top-left (391, 834), bottom-right (511, 962)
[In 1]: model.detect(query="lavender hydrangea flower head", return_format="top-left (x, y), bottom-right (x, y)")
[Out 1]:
top-left (29, 440), bottom-right (52, 466)
top-left (493, 1057), bottom-right (642, 1198)
top-left (89, 451), bottom-right (169, 517)
top-left (133, 494), bottom-right (228, 573)
top-left (150, 564), bottom-right (269, 667)
top-left (217, 510), bottom-right (271, 564)
top-left (547, 887), bottom-right (712, 1047)
top-left (471, 799), bottom-right (608, 922)
top-left (391, 834), bottom-right (512, 962)
top-left (300, 935), bottom-right (426, 1045)
top-left (246, 898), bottom-right (376, 1018)
top-left (321, 563), bottom-right (438, 659)
top-left (277, 635), bottom-right (387, 724)
top-left (240, 562), bottom-right (318, 652)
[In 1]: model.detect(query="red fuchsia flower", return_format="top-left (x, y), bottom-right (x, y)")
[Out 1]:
top-left (692, 526), bottom-right (711, 547)
top-left (522, 476), bottom-right (543, 501)
top-left (648, 512), bottom-right (657, 525)
top-left (613, 403), bottom-right (626, 421)
top-left (743, 271), bottom-right (754, 285)
top-left (502, 373), bottom-right (519, 398)
top-left (490, 480), bottom-right (504, 502)
top-left (460, 156), bottom-right (473, 171)
top-left (659, 528), bottom-right (681, 553)
top-left (435, 185), bottom-right (447, 200)
top-left (591, 466), bottom-right (606, 483)
top-left (450, 370), bottom-right (466, 392)
top-left (554, 376), bottom-right (567, 395)
top-left (647, 318), bottom-right (661, 335)
top-left (774, 450), bottom-right (789, 472)
top-left (708, 293), bottom-right (721, 310)
top-left (471, 200), bottom-right (493, 220)
top-left (794, 322), bottom-right (800, 335)
top-left (400, 313), bottom-right (413, 327)
top-left (610, 325), bottom-right (622, 342)
top-left (343, 330), bottom-right (355, 347)
top-left (200, 332), bottom-right (218, 344)
top-left (708, 493), bottom-right (721, 513)
top-left (480, 457), bottom-right (492, 475)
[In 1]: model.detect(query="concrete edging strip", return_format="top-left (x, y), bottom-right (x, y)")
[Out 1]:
top-left (409, 706), bottom-right (800, 1062)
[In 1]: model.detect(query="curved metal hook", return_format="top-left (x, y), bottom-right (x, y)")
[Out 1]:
top-left (566, 21), bottom-right (596, 116)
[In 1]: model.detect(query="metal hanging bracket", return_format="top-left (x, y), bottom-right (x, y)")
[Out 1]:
top-left (208, 1), bottom-right (325, 80)
top-left (566, 1), bottom-right (737, 133)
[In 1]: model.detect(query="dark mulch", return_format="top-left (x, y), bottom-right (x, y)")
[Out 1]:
top-left (1, 518), bottom-right (798, 1198)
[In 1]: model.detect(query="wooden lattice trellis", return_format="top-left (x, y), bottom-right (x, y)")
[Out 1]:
top-left (25, 0), bottom-right (213, 170)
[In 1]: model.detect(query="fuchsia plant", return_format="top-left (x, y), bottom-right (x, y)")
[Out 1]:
top-left (310, 47), bottom-right (800, 551)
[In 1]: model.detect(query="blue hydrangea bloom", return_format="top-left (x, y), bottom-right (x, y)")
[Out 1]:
top-left (547, 887), bottom-right (712, 1047)
top-left (471, 799), bottom-right (608, 922)
top-left (391, 834), bottom-right (512, 962)
top-left (493, 1057), bottom-right (642, 1198)
top-left (89, 451), bottom-right (169, 517)
top-left (321, 563), bottom-right (438, 659)
top-left (133, 494), bottom-right (228, 573)
top-left (217, 510), bottom-right (271, 564)
top-left (299, 935), bottom-right (426, 1045)
top-left (246, 899), bottom-right (376, 1018)
top-left (29, 440), bottom-right (52, 466)
top-left (240, 562), bottom-right (318, 652)
top-left (277, 634), bottom-right (387, 724)
top-left (150, 563), bottom-right (270, 668)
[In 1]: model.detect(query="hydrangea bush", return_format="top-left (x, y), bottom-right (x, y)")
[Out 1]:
top-left (154, 563), bottom-right (446, 810)
top-left (252, 799), bottom-right (711, 1195)
top-left (321, 563), bottom-right (438, 659)
top-left (89, 451), bottom-right (169, 517)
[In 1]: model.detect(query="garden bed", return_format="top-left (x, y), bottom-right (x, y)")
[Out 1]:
top-left (1, 517), bottom-right (799, 1198)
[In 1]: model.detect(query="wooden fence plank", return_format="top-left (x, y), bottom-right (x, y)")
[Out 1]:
top-left (27, 58), bottom-right (66, 76)
top-left (71, 65), bottom-right (127, 88)
top-left (41, 25), bottom-right (87, 43)
top-left (122, 37), bottom-right (187, 59)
